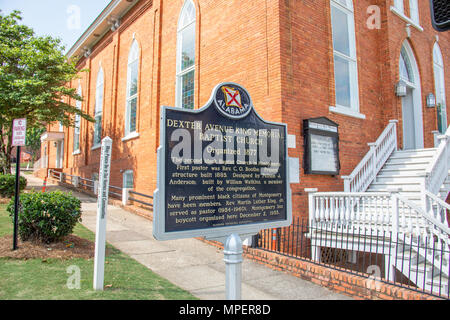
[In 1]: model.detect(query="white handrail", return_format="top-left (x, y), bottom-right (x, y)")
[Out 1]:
top-left (342, 120), bottom-right (398, 192)
top-left (309, 191), bottom-right (450, 242)
top-left (424, 190), bottom-right (450, 227)
top-left (423, 125), bottom-right (450, 197)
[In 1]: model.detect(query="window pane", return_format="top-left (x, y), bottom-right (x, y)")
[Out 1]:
top-left (128, 97), bottom-right (137, 133)
top-left (124, 172), bottom-right (133, 188)
top-left (182, 70), bottom-right (195, 109)
top-left (409, 0), bottom-right (419, 22)
top-left (400, 48), bottom-right (413, 83)
top-left (334, 55), bottom-right (351, 108)
top-left (128, 60), bottom-right (138, 97)
top-left (331, 6), bottom-right (350, 57)
top-left (94, 114), bottom-right (102, 145)
top-left (179, 1), bottom-right (195, 29)
top-left (96, 85), bottom-right (103, 113)
top-left (181, 23), bottom-right (195, 71)
top-left (394, 0), bottom-right (404, 12)
top-left (74, 114), bottom-right (80, 151)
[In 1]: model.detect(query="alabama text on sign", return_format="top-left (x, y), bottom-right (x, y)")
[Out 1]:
top-left (153, 83), bottom-right (292, 241)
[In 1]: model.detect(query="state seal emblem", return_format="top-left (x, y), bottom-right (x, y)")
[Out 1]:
top-left (214, 83), bottom-right (252, 119)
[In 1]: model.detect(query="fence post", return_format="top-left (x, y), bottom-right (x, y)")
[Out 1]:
top-left (122, 188), bottom-right (130, 206)
top-left (368, 142), bottom-right (377, 183)
top-left (342, 176), bottom-right (351, 192)
top-left (93, 180), bottom-right (99, 195)
top-left (389, 120), bottom-right (398, 151)
top-left (389, 193), bottom-right (399, 282)
top-left (73, 176), bottom-right (79, 188)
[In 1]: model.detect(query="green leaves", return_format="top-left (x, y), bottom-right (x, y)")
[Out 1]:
top-left (0, 10), bottom-right (94, 173)
top-left (0, 174), bottom-right (27, 197)
top-left (7, 191), bottom-right (82, 243)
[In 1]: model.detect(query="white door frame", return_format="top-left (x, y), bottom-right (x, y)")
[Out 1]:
top-left (400, 41), bottom-right (424, 150)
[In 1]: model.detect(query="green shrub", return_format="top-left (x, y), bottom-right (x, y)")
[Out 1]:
top-left (7, 191), bottom-right (82, 243)
top-left (0, 174), bottom-right (27, 197)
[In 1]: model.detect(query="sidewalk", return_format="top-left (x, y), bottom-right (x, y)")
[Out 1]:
top-left (25, 174), bottom-right (352, 300)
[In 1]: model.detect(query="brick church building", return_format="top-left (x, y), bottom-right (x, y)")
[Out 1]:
top-left (39, 0), bottom-right (449, 220)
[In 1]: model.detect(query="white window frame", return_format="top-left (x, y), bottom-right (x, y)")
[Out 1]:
top-left (394, 0), bottom-right (404, 13)
top-left (123, 170), bottom-right (134, 189)
top-left (124, 39), bottom-right (140, 140)
top-left (409, 0), bottom-right (419, 24)
top-left (390, 0), bottom-right (423, 31)
top-left (433, 43), bottom-right (447, 133)
top-left (73, 85), bottom-right (82, 154)
top-left (92, 67), bottom-right (104, 149)
top-left (176, 0), bottom-right (196, 109)
top-left (329, 0), bottom-right (364, 119)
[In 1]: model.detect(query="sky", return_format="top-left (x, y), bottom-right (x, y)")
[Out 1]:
top-left (0, 0), bottom-right (111, 53)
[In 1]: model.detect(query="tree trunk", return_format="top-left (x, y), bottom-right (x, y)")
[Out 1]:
top-left (0, 125), bottom-right (12, 174)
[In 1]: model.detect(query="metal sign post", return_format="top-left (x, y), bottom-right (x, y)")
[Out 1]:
top-left (93, 136), bottom-right (112, 291)
top-left (153, 83), bottom-right (293, 300)
top-left (223, 233), bottom-right (243, 300)
top-left (11, 118), bottom-right (27, 251)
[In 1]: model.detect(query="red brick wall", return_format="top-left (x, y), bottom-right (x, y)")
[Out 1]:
top-left (41, 0), bottom-right (449, 222)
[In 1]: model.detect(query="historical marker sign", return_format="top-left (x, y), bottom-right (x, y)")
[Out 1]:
top-left (153, 83), bottom-right (292, 241)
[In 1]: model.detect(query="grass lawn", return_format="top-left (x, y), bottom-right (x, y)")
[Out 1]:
top-left (0, 204), bottom-right (197, 300)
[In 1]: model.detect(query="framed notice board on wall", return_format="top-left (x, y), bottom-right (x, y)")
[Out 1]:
top-left (303, 117), bottom-right (340, 176)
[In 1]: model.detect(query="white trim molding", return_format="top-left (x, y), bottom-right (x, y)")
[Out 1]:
top-left (390, 6), bottom-right (423, 32)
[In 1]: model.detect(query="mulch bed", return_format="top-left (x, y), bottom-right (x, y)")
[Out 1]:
top-left (0, 234), bottom-right (96, 260)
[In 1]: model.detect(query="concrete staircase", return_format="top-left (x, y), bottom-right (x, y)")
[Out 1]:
top-left (368, 148), bottom-right (450, 204)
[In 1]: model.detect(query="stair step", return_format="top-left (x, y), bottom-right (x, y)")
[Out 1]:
top-left (394, 148), bottom-right (437, 156)
top-left (389, 152), bottom-right (435, 161)
top-left (371, 180), bottom-right (422, 186)
top-left (384, 158), bottom-right (431, 166)
top-left (368, 184), bottom-right (422, 192)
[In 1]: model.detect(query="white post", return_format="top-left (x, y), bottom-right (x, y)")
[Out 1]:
top-left (432, 130), bottom-right (440, 147)
top-left (73, 176), bottom-right (79, 188)
top-left (93, 137), bottom-right (113, 291)
top-left (122, 188), bottom-right (130, 206)
top-left (93, 180), bottom-right (99, 195)
top-left (389, 120), bottom-right (398, 151)
top-left (368, 142), bottom-right (377, 183)
top-left (223, 233), bottom-right (243, 300)
top-left (342, 176), bottom-right (351, 192)
top-left (390, 193), bottom-right (399, 283)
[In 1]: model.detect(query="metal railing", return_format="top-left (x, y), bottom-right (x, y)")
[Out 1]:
top-left (47, 169), bottom-right (153, 207)
top-left (128, 190), bottom-right (153, 208)
top-left (253, 217), bottom-right (450, 299)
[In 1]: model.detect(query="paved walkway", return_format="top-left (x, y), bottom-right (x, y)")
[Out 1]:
top-left (25, 174), bottom-right (351, 300)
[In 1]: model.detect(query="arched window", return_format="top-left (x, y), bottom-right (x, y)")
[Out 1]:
top-left (125, 40), bottom-right (139, 136)
top-left (399, 46), bottom-right (414, 84)
top-left (73, 85), bottom-right (82, 153)
top-left (93, 67), bottom-right (104, 146)
top-left (330, 0), bottom-right (361, 116)
top-left (433, 43), bottom-right (447, 133)
top-left (176, 0), bottom-right (196, 109)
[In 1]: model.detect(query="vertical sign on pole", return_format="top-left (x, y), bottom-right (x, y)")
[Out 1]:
top-left (11, 118), bottom-right (27, 251)
top-left (93, 136), bottom-right (112, 290)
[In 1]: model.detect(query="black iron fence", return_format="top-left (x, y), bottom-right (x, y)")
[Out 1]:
top-left (252, 217), bottom-right (450, 299)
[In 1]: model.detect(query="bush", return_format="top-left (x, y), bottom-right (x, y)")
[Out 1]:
top-left (7, 191), bottom-right (82, 243)
top-left (0, 174), bottom-right (27, 197)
